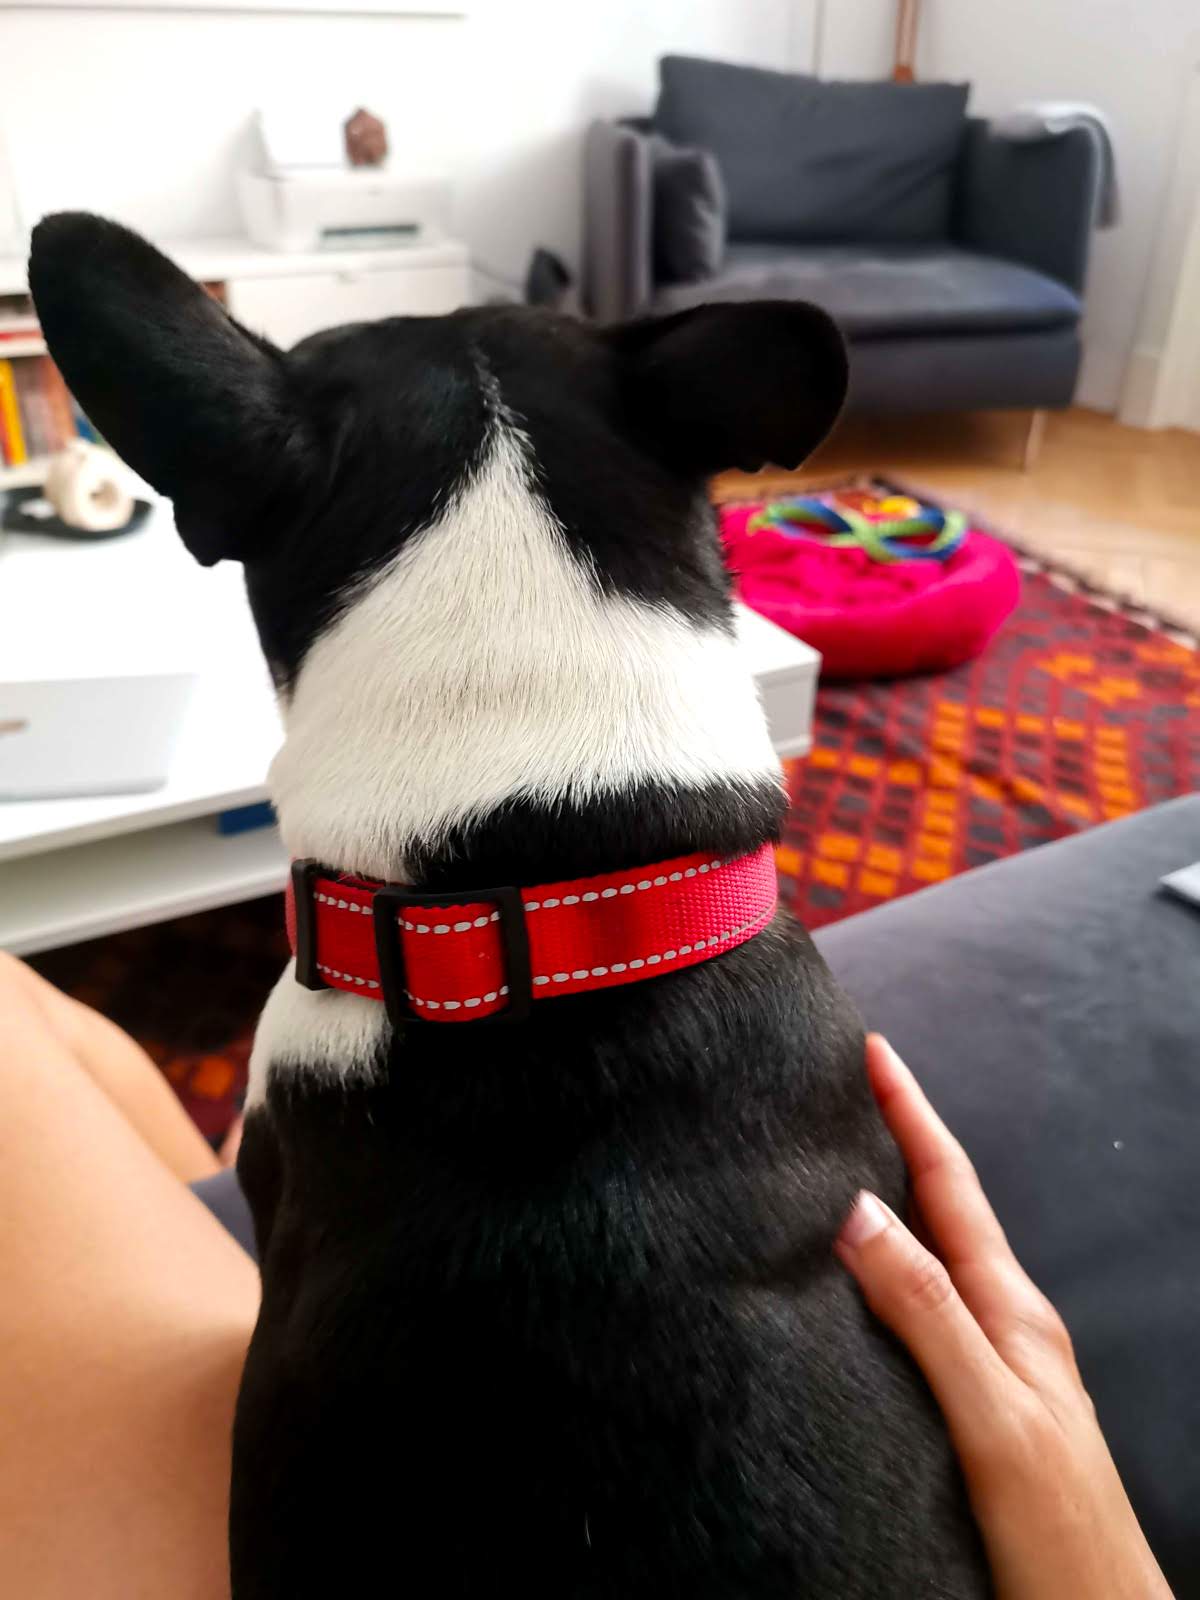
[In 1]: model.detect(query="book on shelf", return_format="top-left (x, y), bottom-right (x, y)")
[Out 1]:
top-left (0, 348), bottom-right (99, 470)
top-left (0, 357), bottom-right (26, 465)
top-left (0, 290), bottom-right (109, 472)
top-left (15, 359), bottom-right (51, 458)
top-left (44, 357), bottom-right (77, 444)
top-left (0, 291), bottom-right (40, 344)
top-left (71, 396), bottom-right (100, 444)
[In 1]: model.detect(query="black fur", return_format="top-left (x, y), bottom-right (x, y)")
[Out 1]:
top-left (31, 213), bottom-right (988, 1598)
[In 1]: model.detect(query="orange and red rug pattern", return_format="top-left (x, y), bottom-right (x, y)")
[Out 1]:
top-left (777, 547), bottom-right (1199, 928)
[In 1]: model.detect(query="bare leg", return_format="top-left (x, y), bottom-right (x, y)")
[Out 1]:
top-left (0, 952), bottom-right (259, 1599)
top-left (8, 953), bottom-right (224, 1183)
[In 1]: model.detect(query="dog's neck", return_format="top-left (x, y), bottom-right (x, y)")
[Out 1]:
top-left (249, 424), bottom-right (782, 1104)
top-left (269, 426), bottom-right (782, 884)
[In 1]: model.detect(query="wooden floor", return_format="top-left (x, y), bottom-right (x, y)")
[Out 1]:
top-left (714, 408), bottom-right (1200, 635)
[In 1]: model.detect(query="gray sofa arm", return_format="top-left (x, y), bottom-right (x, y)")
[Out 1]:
top-left (583, 119), bottom-right (655, 322)
top-left (954, 117), bottom-right (1102, 295)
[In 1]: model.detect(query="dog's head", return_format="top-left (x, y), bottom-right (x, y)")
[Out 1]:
top-left (29, 214), bottom-right (847, 698)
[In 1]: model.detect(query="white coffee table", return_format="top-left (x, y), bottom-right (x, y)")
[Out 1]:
top-left (0, 504), bottom-right (818, 955)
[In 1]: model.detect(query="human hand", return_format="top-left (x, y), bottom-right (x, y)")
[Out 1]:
top-left (835, 1035), bottom-right (1173, 1600)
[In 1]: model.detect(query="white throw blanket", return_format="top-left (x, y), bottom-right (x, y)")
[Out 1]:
top-left (991, 100), bottom-right (1119, 228)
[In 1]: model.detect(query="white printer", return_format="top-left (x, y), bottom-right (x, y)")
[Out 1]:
top-left (237, 106), bottom-right (452, 254)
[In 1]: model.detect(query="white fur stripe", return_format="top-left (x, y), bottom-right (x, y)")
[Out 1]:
top-left (270, 428), bottom-right (780, 881)
top-left (246, 960), bottom-right (389, 1106)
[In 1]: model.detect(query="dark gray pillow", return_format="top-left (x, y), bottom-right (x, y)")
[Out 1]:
top-left (649, 134), bottom-right (726, 285)
top-left (655, 55), bottom-right (969, 245)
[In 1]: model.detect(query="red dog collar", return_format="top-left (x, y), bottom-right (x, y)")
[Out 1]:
top-left (287, 844), bottom-right (778, 1025)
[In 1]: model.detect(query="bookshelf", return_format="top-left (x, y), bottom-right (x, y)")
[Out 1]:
top-left (0, 232), bottom-right (471, 490)
top-left (2, 337), bottom-right (46, 359)
top-left (0, 281), bottom-right (75, 485)
top-left (0, 460), bottom-right (50, 489)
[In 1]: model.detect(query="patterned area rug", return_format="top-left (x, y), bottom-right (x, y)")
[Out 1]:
top-left (769, 484), bottom-right (1200, 929)
top-left (29, 486), bottom-right (1200, 1135)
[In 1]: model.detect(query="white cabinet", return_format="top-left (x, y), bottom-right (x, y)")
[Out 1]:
top-left (227, 260), bottom-right (471, 348)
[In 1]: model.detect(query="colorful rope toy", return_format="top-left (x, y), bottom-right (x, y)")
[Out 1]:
top-left (745, 492), bottom-right (967, 563)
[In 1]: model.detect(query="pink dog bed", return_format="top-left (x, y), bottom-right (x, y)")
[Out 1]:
top-left (721, 502), bottom-right (1021, 680)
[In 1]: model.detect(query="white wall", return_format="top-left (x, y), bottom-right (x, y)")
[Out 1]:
top-left (0, 0), bottom-right (796, 295)
top-left (812, 0), bottom-right (1200, 412)
top-left (4, 0), bottom-right (1193, 414)
top-left (1119, 61), bottom-right (1200, 428)
top-left (0, 121), bottom-right (22, 255)
top-left (456, 0), bottom-right (800, 294)
top-left (0, 9), bottom-right (465, 241)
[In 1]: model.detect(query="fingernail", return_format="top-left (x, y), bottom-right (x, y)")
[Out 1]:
top-left (866, 1034), bottom-right (908, 1091)
top-left (837, 1190), bottom-right (890, 1251)
top-left (869, 1033), bottom-right (903, 1070)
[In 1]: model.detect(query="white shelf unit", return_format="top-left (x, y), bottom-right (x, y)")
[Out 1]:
top-left (0, 458), bottom-right (50, 489)
top-left (0, 232), bottom-right (471, 300)
top-left (0, 505), bottom-right (286, 954)
top-left (0, 336), bottom-right (45, 358)
top-left (0, 815), bottom-right (287, 955)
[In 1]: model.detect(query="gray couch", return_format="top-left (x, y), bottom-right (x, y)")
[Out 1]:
top-left (584, 76), bottom-right (1103, 416)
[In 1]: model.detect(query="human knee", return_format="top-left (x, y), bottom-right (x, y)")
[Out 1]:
top-left (0, 950), bottom-right (41, 1007)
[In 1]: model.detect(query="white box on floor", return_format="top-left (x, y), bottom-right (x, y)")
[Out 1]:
top-left (734, 603), bottom-right (820, 759)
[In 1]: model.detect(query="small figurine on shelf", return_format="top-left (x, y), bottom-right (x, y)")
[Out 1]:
top-left (343, 109), bottom-right (388, 168)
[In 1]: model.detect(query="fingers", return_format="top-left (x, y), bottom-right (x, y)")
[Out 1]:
top-left (838, 1200), bottom-right (1174, 1600)
top-left (836, 1190), bottom-right (1020, 1451)
top-left (865, 1035), bottom-right (1016, 1274)
top-left (863, 1036), bottom-right (1080, 1393)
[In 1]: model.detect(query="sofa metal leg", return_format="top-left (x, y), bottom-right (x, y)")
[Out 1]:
top-left (1021, 409), bottom-right (1047, 471)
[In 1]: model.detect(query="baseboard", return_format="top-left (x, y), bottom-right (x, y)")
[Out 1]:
top-left (1074, 339), bottom-right (1125, 415)
top-left (1118, 336), bottom-right (1200, 433)
top-left (1118, 344), bottom-right (1165, 429)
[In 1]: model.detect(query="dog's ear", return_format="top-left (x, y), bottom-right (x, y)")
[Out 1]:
top-left (29, 212), bottom-right (315, 566)
top-left (607, 301), bottom-right (847, 475)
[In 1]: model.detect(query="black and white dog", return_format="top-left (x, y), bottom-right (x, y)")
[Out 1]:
top-left (32, 214), bottom-right (987, 1598)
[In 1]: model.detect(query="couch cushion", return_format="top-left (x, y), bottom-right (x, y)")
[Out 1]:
top-left (655, 56), bottom-right (968, 244)
top-left (814, 797), bottom-right (1200, 1598)
top-left (652, 243), bottom-right (1082, 340)
top-left (648, 134), bottom-right (727, 285)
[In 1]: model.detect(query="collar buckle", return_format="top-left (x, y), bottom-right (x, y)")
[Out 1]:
top-left (291, 858), bottom-right (329, 993)
top-left (372, 882), bottom-right (533, 1027)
